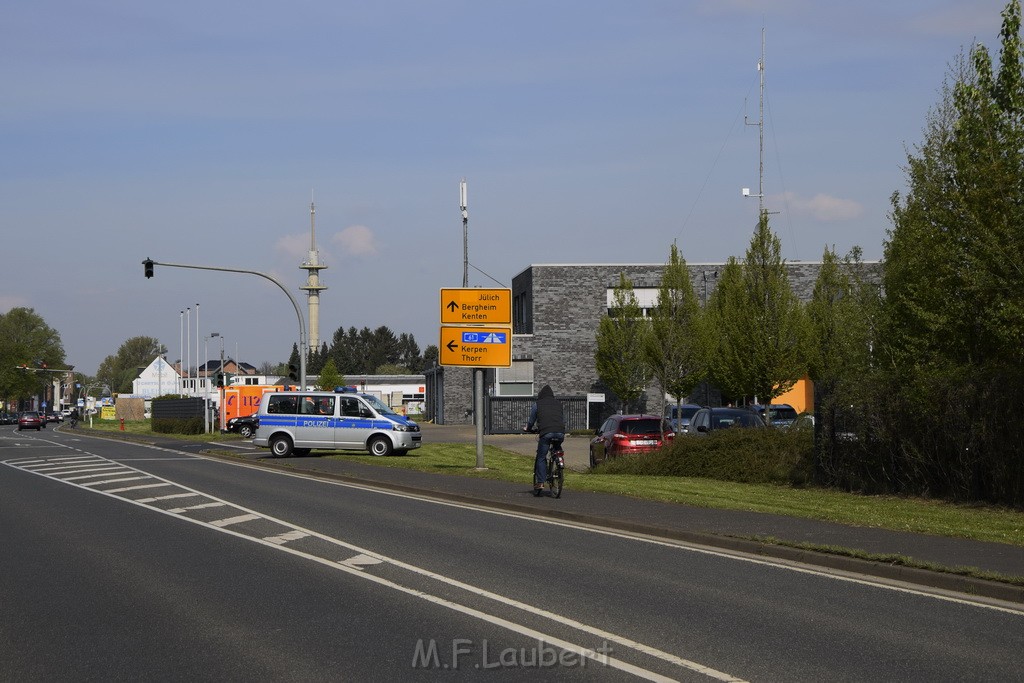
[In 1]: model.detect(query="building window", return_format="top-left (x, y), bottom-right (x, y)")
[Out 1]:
top-left (606, 287), bottom-right (659, 318)
top-left (497, 359), bottom-right (534, 396)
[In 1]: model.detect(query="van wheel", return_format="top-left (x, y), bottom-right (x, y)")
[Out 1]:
top-left (368, 436), bottom-right (393, 456)
top-left (270, 434), bottom-right (293, 458)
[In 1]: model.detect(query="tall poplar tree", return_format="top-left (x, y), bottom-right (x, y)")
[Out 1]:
top-left (706, 214), bottom-right (806, 409)
top-left (595, 273), bottom-right (651, 412)
top-left (644, 244), bottom-right (706, 419)
top-left (880, 0), bottom-right (1024, 503)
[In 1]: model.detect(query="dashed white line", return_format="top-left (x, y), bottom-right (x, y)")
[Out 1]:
top-left (264, 530), bottom-right (309, 545)
top-left (81, 476), bottom-right (150, 487)
top-left (167, 502), bottom-right (227, 513)
top-left (209, 513), bottom-right (260, 528)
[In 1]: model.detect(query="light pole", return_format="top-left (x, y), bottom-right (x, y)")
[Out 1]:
top-left (204, 332), bottom-right (220, 433)
top-left (143, 259), bottom-right (308, 388)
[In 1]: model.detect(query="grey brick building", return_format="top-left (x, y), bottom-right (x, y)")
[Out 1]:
top-left (425, 261), bottom-right (880, 430)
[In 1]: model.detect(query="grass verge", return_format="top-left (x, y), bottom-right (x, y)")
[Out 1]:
top-left (77, 421), bottom-right (1024, 557)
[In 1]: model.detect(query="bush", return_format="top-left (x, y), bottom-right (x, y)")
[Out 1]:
top-left (597, 428), bottom-right (815, 486)
top-left (152, 417), bottom-right (205, 435)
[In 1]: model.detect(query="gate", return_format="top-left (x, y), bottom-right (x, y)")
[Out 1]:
top-left (486, 395), bottom-right (588, 434)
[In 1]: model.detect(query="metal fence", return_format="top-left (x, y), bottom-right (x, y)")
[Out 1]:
top-left (486, 395), bottom-right (589, 434)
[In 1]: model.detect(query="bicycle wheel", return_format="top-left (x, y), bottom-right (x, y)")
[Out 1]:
top-left (549, 456), bottom-right (564, 498)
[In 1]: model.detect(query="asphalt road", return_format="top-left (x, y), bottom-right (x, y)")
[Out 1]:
top-left (3, 427), bottom-right (1022, 681)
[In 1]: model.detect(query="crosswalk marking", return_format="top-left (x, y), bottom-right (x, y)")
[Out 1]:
top-left (210, 513), bottom-right (261, 528)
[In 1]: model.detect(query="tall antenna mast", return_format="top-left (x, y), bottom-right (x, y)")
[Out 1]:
top-left (743, 27), bottom-right (766, 217)
top-left (310, 190), bottom-right (316, 251)
top-left (460, 178), bottom-right (468, 287)
top-left (300, 191), bottom-right (328, 353)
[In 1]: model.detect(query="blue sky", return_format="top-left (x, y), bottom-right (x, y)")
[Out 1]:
top-left (0, 1), bottom-right (1009, 375)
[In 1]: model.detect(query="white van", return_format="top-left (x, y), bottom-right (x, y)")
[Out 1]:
top-left (252, 389), bottom-right (421, 457)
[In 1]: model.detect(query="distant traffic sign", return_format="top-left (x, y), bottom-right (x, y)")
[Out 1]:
top-left (439, 326), bottom-right (512, 368)
top-left (440, 288), bottom-right (511, 325)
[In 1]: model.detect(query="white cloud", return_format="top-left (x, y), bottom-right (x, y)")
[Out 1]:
top-left (333, 225), bottom-right (379, 258)
top-left (274, 233), bottom-right (310, 261)
top-left (776, 191), bottom-right (864, 221)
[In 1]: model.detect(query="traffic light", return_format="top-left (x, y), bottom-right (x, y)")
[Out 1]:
top-left (216, 372), bottom-right (224, 388)
top-left (287, 364), bottom-right (298, 382)
top-left (143, 258), bottom-right (154, 278)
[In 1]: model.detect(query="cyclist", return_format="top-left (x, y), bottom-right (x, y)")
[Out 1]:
top-left (69, 408), bottom-right (79, 428)
top-left (524, 384), bottom-right (565, 496)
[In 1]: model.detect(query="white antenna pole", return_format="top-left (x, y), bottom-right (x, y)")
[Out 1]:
top-left (758, 26), bottom-right (765, 216)
top-left (743, 27), bottom-right (767, 217)
top-left (460, 178), bottom-right (468, 287)
top-left (186, 307), bottom-right (191, 392)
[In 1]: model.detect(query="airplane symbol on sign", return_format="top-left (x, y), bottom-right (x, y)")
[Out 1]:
top-left (462, 332), bottom-right (506, 344)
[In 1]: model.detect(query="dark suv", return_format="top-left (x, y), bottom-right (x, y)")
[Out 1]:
top-left (589, 414), bottom-right (672, 467)
top-left (688, 407), bottom-right (766, 435)
top-left (752, 403), bottom-right (798, 428)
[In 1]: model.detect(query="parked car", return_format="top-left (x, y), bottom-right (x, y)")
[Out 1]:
top-left (0, 413), bottom-right (16, 425)
top-left (664, 403), bottom-right (701, 434)
top-left (751, 403), bottom-right (798, 428)
top-left (225, 414), bottom-right (259, 439)
top-left (788, 413), bottom-right (815, 431)
top-left (688, 407), bottom-right (766, 435)
top-left (589, 414), bottom-right (673, 467)
top-left (18, 411), bottom-right (45, 431)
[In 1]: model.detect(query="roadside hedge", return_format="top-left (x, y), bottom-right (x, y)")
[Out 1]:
top-left (596, 428), bottom-right (815, 486)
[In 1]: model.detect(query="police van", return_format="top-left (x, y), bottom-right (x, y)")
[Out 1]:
top-left (252, 388), bottom-right (421, 457)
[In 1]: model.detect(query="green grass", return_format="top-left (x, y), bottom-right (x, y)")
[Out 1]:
top-left (78, 420), bottom-right (1024, 549)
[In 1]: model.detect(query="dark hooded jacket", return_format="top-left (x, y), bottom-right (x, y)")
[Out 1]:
top-left (528, 384), bottom-right (565, 435)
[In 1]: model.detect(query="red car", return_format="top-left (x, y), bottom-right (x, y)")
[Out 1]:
top-left (18, 411), bottom-right (45, 431)
top-left (589, 414), bottom-right (673, 467)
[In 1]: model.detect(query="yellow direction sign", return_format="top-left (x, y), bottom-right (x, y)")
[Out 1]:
top-left (439, 326), bottom-right (512, 368)
top-left (440, 288), bottom-right (511, 325)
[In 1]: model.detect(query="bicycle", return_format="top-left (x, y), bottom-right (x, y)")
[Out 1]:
top-left (533, 435), bottom-right (565, 499)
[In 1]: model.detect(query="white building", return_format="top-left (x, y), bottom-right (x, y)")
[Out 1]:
top-left (131, 356), bottom-right (181, 399)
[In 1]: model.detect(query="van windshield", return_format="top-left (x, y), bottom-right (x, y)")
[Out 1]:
top-left (361, 394), bottom-right (400, 417)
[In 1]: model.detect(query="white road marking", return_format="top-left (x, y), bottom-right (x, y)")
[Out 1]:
top-left (264, 530), bottom-right (309, 545)
top-left (167, 502), bottom-right (227, 513)
top-left (3, 447), bottom-right (745, 682)
top-left (339, 553), bottom-right (384, 570)
top-left (210, 513), bottom-right (261, 527)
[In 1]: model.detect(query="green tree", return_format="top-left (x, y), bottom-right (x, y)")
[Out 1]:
top-left (806, 247), bottom-right (878, 445)
top-left (644, 244), bottom-right (706, 419)
top-left (879, 0), bottom-right (1024, 503)
top-left (886, 0), bottom-right (1024, 370)
top-left (706, 214), bottom-right (807, 410)
top-left (95, 336), bottom-right (164, 394)
top-left (595, 273), bottom-right (651, 412)
top-left (0, 307), bottom-right (67, 403)
top-left (316, 357), bottom-right (346, 391)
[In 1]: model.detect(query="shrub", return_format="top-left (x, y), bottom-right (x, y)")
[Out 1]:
top-left (152, 417), bottom-right (205, 435)
top-left (597, 428), bottom-right (815, 486)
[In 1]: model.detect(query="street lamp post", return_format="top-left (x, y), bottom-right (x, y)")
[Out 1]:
top-left (204, 332), bottom-right (220, 433)
top-left (142, 259), bottom-right (308, 389)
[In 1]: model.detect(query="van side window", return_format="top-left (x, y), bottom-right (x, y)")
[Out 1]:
top-left (340, 397), bottom-right (360, 417)
top-left (317, 397), bottom-right (335, 415)
top-left (301, 396), bottom-right (319, 415)
top-left (268, 396), bottom-right (297, 414)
